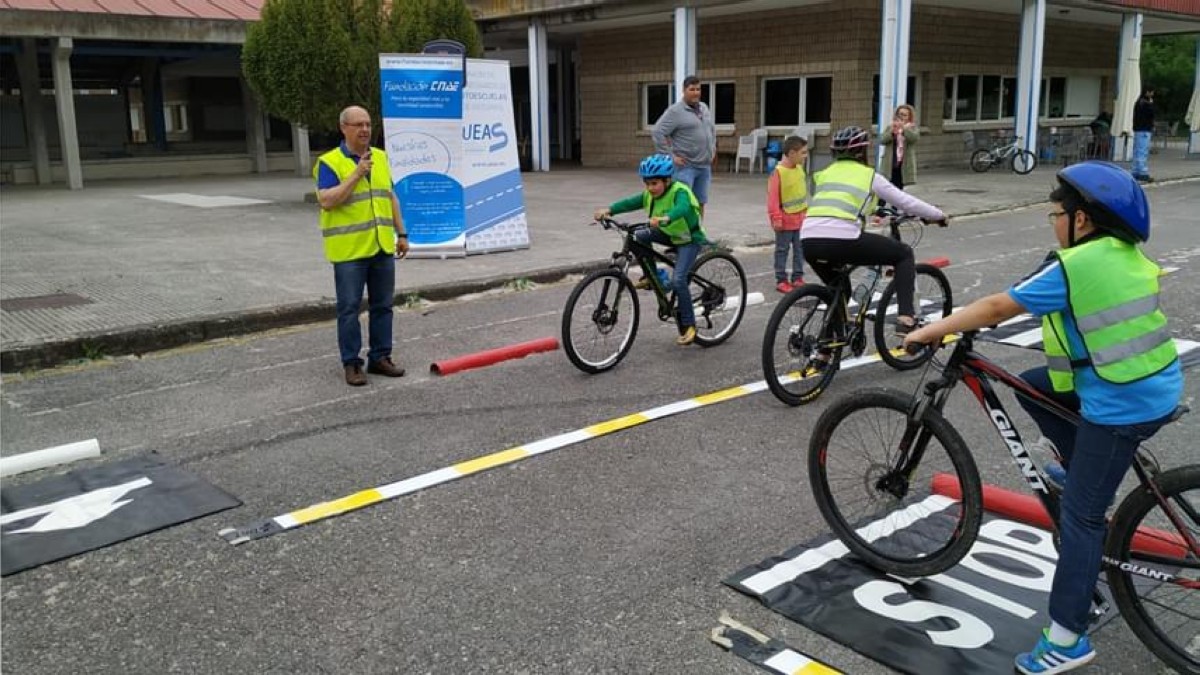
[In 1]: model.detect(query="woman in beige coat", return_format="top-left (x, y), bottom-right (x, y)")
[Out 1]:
top-left (879, 104), bottom-right (919, 190)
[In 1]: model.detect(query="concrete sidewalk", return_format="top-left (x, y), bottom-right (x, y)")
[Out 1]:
top-left (2, 150), bottom-right (1197, 372)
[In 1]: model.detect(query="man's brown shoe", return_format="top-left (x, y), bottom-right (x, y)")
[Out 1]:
top-left (344, 364), bottom-right (367, 386)
top-left (367, 357), bottom-right (406, 377)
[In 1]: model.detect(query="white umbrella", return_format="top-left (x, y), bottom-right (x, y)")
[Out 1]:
top-left (1110, 16), bottom-right (1142, 162)
top-left (1111, 57), bottom-right (1140, 161)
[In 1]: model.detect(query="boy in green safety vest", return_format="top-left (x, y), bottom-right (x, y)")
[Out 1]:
top-left (594, 154), bottom-right (708, 346)
top-left (904, 161), bottom-right (1183, 675)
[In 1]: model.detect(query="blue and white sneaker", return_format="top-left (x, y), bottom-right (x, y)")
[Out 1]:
top-left (1015, 630), bottom-right (1096, 674)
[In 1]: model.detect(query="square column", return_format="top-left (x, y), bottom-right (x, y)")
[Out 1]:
top-left (51, 37), bottom-right (83, 190)
top-left (875, 0), bottom-right (912, 170)
top-left (16, 39), bottom-right (51, 185)
top-left (291, 123), bottom-right (312, 176)
top-left (673, 7), bottom-right (697, 99)
top-left (241, 77), bottom-right (268, 173)
top-left (528, 19), bottom-right (551, 171)
top-left (1014, 0), bottom-right (1047, 159)
top-left (1188, 40), bottom-right (1199, 156)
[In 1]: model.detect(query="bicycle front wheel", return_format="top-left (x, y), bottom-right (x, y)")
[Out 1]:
top-left (689, 250), bottom-right (747, 347)
top-left (874, 263), bottom-right (954, 370)
top-left (970, 149), bottom-right (994, 173)
top-left (761, 285), bottom-right (842, 406)
top-left (561, 269), bottom-right (640, 374)
top-left (1105, 464), bottom-right (1200, 674)
top-left (1011, 149), bottom-right (1038, 175)
top-left (809, 388), bottom-right (983, 577)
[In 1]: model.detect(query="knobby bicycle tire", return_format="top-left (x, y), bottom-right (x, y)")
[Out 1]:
top-left (809, 388), bottom-right (984, 576)
top-left (689, 250), bottom-right (747, 347)
top-left (761, 284), bottom-right (842, 406)
top-left (874, 264), bottom-right (954, 371)
top-left (561, 269), bottom-right (640, 374)
top-left (1105, 464), bottom-right (1200, 674)
top-left (970, 149), bottom-right (994, 173)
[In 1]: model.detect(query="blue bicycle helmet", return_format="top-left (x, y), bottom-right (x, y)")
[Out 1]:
top-left (1056, 161), bottom-right (1150, 242)
top-left (638, 154), bottom-right (675, 180)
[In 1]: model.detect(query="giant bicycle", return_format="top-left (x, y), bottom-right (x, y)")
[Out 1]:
top-left (807, 330), bottom-right (1199, 672)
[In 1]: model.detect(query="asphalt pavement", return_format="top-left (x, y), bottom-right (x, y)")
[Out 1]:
top-left (2, 148), bottom-right (1197, 372)
top-left (1, 180), bottom-right (1198, 674)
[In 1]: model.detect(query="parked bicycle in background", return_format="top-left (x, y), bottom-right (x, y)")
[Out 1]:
top-left (971, 134), bottom-right (1038, 175)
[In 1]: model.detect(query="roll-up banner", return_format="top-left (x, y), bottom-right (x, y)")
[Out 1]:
top-left (379, 54), bottom-right (529, 258)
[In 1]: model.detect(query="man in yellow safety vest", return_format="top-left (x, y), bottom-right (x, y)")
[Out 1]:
top-left (314, 105), bottom-right (409, 386)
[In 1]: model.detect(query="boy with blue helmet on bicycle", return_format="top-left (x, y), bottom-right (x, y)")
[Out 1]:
top-left (905, 161), bottom-right (1183, 674)
top-left (594, 154), bottom-right (708, 346)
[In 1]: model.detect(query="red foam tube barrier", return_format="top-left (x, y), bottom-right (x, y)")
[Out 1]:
top-left (430, 337), bottom-right (560, 376)
top-left (931, 473), bottom-right (1189, 558)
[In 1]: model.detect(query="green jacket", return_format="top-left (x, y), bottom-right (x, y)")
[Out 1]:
top-left (879, 124), bottom-right (919, 185)
top-left (610, 181), bottom-right (707, 245)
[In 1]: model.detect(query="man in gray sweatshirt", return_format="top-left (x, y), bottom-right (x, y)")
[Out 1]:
top-left (652, 75), bottom-right (717, 215)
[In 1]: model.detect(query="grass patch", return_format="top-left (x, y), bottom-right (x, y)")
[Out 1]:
top-left (81, 342), bottom-right (107, 360)
top-left (504, 277), bottom-right (535, 292)
top-left (399, 292), bottom-right (424, 309)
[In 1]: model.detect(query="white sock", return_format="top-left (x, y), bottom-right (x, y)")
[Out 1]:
top-left (1048, 621), bottom-right (1079, 647)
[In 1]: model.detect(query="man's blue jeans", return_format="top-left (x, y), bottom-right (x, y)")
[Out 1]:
top-left (1015, 366), bottom-right (1171, 633)
top-left (634, 227), bottom-right (701, 329)
top-left (1132, 130), bottom-right (1151, 177)
top-left (333, 251), bottom-right (395, 366)
top-left (674, 164), bottom-right (712, 205)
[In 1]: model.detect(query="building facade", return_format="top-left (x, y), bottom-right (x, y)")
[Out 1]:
top-left (1, 0), bottom-right (1197, 186)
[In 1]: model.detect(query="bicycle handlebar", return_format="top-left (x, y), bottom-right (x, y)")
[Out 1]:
top-left (592, 216), bottom-right (651, 233)
top-left (874, 205), bottom-right (949, 229)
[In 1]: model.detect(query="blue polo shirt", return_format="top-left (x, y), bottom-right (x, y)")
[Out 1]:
top-left (316, 142), bottom-right (371, 190)
top-left (1007, 250), bottom-right (1183, 425)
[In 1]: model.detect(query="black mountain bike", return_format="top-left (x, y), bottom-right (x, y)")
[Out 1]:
top-left (808, 330), bottom-right (1199, 672)
top-left (761, 207), bottom-right (952, 406)
top-left (561, 217), bottom-right (747, 374)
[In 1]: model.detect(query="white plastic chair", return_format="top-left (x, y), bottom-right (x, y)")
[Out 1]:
top-left (734, 127), bottom-right (772, 171)
top-left (733, 134), bottom-right (757, 173)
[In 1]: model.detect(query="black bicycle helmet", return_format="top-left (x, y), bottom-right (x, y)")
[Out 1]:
top-left (830, 125), bottom-right (871, 162)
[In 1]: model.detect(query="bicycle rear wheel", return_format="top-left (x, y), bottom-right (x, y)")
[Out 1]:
top-left (1011, 149), bottom-right (1038, 175)
top-left (761, 285), bottom-right (842, 406)
top-left (970, 149), bottom-right (994, 173)
top-left (1105, 464), bottom-right (1200, 674)
top-left (689, 250), bottom-right (747, 347)
top-left (809, 388), bottom-right (983, 576)
top-left (874, 263), bottom-right (954, 370)
top-left (561, 269), bottom-right (640, 374)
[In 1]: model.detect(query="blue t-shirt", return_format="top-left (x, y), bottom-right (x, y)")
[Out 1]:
top-left (1007, 252), bottom-right (1183, 425)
